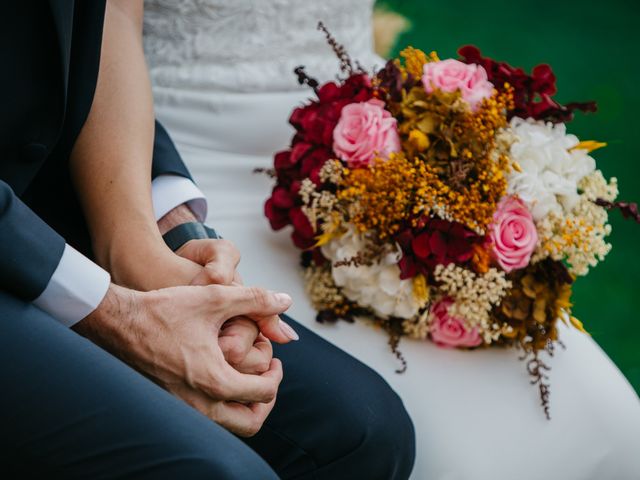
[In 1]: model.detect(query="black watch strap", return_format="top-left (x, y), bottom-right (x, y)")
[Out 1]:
top-left (162, 222), bottom-right (221, 252)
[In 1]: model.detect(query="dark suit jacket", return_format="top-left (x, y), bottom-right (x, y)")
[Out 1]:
top-left (0, 1), bottom-right (191, 302)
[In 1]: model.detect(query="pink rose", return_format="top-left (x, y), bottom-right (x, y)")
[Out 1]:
top-left (490, 196), bottom-right (538, 272)
top-left (422, 59), bottom-right (494, 110)
top-left (429, 298), bottom-right (482, 348)
top-left (332, 98), bottom-right (400, 168)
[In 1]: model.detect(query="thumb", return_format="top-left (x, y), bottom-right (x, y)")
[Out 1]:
top-left (212, 285), bottom-right (298, 343)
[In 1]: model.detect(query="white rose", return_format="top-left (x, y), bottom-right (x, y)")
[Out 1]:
top-left (321, 227), bottom-right (421, 319)
top-left (507, 117), bottom-right (596, 221)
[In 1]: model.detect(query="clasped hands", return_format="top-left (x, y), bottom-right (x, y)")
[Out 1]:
top-left (77, 211), bottom-right (297, 437)
top-left (168, 237), bottom-right (299, 436)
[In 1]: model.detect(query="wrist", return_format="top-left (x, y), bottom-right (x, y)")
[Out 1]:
top-left (73, 283), bottom-right (138, 354)
top-left (112, 242), bottom-right (201, 291)
top-left (92, 216), bottom-right (167, 280)
top-left (101, 233), bottom-right (174, 289)
top-left (158, 203), bottom-right (198, 235)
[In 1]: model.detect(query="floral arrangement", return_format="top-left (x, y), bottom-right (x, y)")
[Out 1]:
top-left (263, 24), bottom-right (639, 417)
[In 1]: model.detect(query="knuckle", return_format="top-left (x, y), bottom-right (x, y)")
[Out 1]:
top-left (219, 239), bottom-right (239, 255)
top-left (225, 343), bottom-right (246, 365)
top-left (263, 383), bottom-right (278, 403)
top-left (249, 287), bottom-right (270, 309)
top-left (256, 357), bottom-right (271, 374)
top-left (217, 238), bottom-right (232, 249)
top-left (205, 267), bottom-right (227, 285)
top-left (204, 368), bottom-right (228, 399)
top-left (207, 283), bottom-right (224, 299)
top-left (246, 417), bottom-right (265, 437)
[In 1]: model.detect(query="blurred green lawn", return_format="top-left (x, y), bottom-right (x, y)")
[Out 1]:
top-left (379, 0), bottom-right (640, 394)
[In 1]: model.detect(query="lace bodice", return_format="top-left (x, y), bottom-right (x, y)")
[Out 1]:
top-left (143, 0), bottom-right (378, 92)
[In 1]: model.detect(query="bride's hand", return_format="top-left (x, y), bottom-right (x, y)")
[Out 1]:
top-left (176, 238), bottom-right (242, 286)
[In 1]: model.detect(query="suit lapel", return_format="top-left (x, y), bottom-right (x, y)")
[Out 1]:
top-left (48, 0), bottom-right (74, 101)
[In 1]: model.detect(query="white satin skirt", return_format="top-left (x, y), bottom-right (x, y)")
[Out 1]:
top-left (154, 85), bottom-right (640, 480)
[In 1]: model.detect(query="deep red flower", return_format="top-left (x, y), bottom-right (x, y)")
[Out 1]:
top-left (289, 208), bottom-right (316, 249)
top-left (458, 45), bottom-right (596, 123)
top-left (264, 197), bottom-right (290, 231)
top-left (395, 218), bottom-right (482, 279)
top-left (265, 72), bottom-right (374, 251)
top-left (271, 186), bottom-right (295, 209)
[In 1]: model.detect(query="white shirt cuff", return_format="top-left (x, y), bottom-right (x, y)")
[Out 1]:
top-left (151, 175), bottom-right (208, 222)
top-left (33, 244), bottom-right (111, 328)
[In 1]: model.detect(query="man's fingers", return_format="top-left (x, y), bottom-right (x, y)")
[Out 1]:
top-left (219, 317), bottom-right (259, 365)
top-left (209, 283), bottom-right (299, 343)
top-left (212, 358), bottom-right (283, 404)
top-left (232, 337), bottom-right (273, 374)
top-left (212, 285), bottom-right (294, 323)
top-left (214, 397), bottom-right (277, 437)
top-left (253, 333), bottom-right (272, 357)
top-left (168, 384), bottom-right (274, 438)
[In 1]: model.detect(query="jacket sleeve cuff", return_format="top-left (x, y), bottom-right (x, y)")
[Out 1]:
top-left (32, 244), bottom-right (111, 328)
top-left (151, 174), bottom-right (208, 222)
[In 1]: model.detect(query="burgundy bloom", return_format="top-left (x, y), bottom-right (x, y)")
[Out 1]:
top-left (270, 186), bottom-right (295, 209)
top-left (458, 45), bottom-right (596, 123)
top-left (300, 148), bottom-right (332, 185)
top-left (264, 197), bottom-right (289, 231)
top-left (395, 218), bottom-right (481, 279)
top-left (265, 72), bottom-right (374, 252)
top-left (376, 59), bottom-right (418, 102)
top-left (274, 150), bottom-right (294, 170)
top-left (289, 208), bottom-right (316, 250)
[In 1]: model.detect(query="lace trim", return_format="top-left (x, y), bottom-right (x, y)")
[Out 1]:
top-left (143, 0), bottom-right (378, 91)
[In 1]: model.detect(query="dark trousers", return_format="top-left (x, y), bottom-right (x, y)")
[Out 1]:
top-left (0, 291), bottom-right (415, 479)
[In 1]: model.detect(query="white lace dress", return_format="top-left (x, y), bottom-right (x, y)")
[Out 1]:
top-left (143, 1), bottom-right (640, 478)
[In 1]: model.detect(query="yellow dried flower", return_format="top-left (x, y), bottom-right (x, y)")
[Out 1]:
top-left (385, 83), bottom-right (515, 232)
top-left (412, 274), bottom-right (430, 305)
top-left (399, 46), bottom-right (429, 78)
top-left (408, 129), bottom-right (430, 152)
top-left (338, 152), bottom-right (442, 237)
top-left (470, 243), bottom-right (492, 274)
top-left (532, 171), bottom-right (617, 276)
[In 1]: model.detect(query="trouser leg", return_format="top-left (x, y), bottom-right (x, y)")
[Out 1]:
top-left (0, 291), bottom-right (278, 480)
top-left (245, 315), bottom-right (416, 480)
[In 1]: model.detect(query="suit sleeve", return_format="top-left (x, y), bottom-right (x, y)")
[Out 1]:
top-left (0, 180), bottom-right (66, 300)
top-left (0, 180), bottom-right (110, 326)
top-left (151, 120), bottom-right (207, 221)
top-left (151, 120), bottom-right (192, 180)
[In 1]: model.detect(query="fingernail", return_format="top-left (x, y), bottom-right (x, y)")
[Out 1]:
top-left (279, 319), bottom-right (299, 341)
top-left (273, 292), bottom-right (292, 306)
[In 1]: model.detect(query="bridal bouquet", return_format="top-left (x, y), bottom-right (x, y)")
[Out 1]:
top-left (263, 24), bottom-right (639, 416)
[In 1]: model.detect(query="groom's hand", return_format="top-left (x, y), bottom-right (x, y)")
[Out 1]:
top-left (74, 283), bottom-right (292, 436)
top-left (176, 238), bottom-right (299, 375)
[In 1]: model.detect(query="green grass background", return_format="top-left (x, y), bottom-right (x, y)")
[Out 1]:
top-left (378, 0), bottom-right (640, 394)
